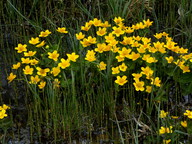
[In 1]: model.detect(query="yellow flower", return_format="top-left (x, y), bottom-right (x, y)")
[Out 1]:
top-left (116, 55), bottom-right (125, 62)
top-left (29, 37), bottom-right (40, 45)
top-left (132, 73), bottom-right (142, 81)
top-left (97, 61), bottom-right (107, 71)
top-left (80, 38), bottom-right (91, 47)
top-left (114, 17), bottom-right (124, 24)
top-left (39, 30), bottom-right (51, 37)
top-left (36, 41), bottom-right (46, 47)
top-left (67, 52), bottom-right (79, 62)
top-left (125, 27), bottom-right (134, 33)
top-left (96, 27), bottom-right (107, 36)
top-left (7, 72), bottom-right (16, 83)
top-left (56, 27), bottom-right (68, 33)
top-left (160, 110), bottom-right (168, 118)
top-left (21, 57), bottom-right (31, 64)
top-left (85, 50), bottom-right (96, 62)
top-left (112, 67), bottom-right (120, 74)
top-left (94, 43), bottom-right (105, 53)
top-left (48, 50), bottom-right (59, 61)
top-left (38, 81), bottom-right (46, 89)
top-left (119, 63), bottom-right (127, 72)
top-left (181, 121), bottom-right (187, 128)
top-left (133, 80), bottom-right (145, 91)
top-left (92, 18), bottom-right (102, 27)
top-left (105, 33), bottom-right (115, 43)
top-left (165, 56), bottom-right (174, 63)
top-left (23, 65), bottom-right (34, 75)
top-left (36, 67), bottom-right (50, 77)
top-left (184, 110), bottom-right (192, 119)
top-left (0, 104), bottom-right (10, 110)
top-left (12, 62), bottom-right (21, 69)
top-left (141, 66), bottom-right (153, 78)
top-left (112, 26), bottom-right (124, 37)
top-left (115, 76), bottom-right (128, 86)
top-left (151, 77), bottom-right (161, 87)
top-left (81, 24), bottom-right (91, 31)
top-left (24, 51), bottom-right (36, 57)
top-left (101, 21), bottom-right (111, 27)
top-left (87, 36), bottom-right (97, 44)
top-left (118, 47), bottom-right (131, 58)
top-left (30, 59), bottom-right (39, 65)
top-left (154, 33), bottom-right (163, 39)
top-left (58, 58), bottom-right (70, 69)
top-left (171, 116), bottom-right (179, 119)
top-left (121, 36), bottom-right (133, 45)
top-left (76, 32), bottom-right (85, 40)
top-left (180, 65), bottom-right (190, 73)
top-left (159, 126), bottom-right (173, 135)
top-left (30, 75), bottom-right (40, 84)
top-left (163, 139), bottom-right (171, 144)
top-left (146, 86), bottom-right (152, 93)
top-left (51, 67), bottom-right (61, 77)
top-left (0, 109), bottom-right (8, 119)
top-left (143, 19), bottom-right (153, 27)
top-left (15, 44), bottom-right (27, 53)
top-left (127, 52), bottom-right (140, 61)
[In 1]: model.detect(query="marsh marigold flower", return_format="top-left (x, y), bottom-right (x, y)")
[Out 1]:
top-left (51, 67), bottom-right (61, 77)
top-left (115, 75), bottom-right (128, 86)
top-left (112, 26), bottom-right (124, 37)
top-left (85, 50), bottom-right (96, 62)
top-left (114, 17), bottom-right (124, 24)
top-left (67, 52), bottom-right (79, 62)
top-left (76, 32), bottom-right (85, 40)
top-left (0, 104), bottom-right (10, 110)
top-left (7, 72), bottom-right (16, 83)
top-left (133, 80), bottom-right (145, 91)
top-left (151, 77), bottom-right (161, 87)
top-left (12, 62), bottom-right (21, 69)
top-left (159, 126), bottom-right (173, 135)
top-left (36, 41), bottom-right (46, 47)
top-left (58, 58), bottom-right (70, 69)
top-left (38, 81), bottom-right (46, 89)
top-left (96, 27), bottom-right (107, 36)
top-left (24, 51), bottom-right (36, 57)
top-left (97, 61), bottom-right (107, 71)
top-left (160, 110), bottom-right (168, 118)
top-left (146, 86), bottom-right (152, 93)
top-left (119, 63), bottom-right (127, 72)
top-left (48, 50), bottom-right (59, 61)
top-left (21, 57), bottom-right (31, 64)
top-left (112, 67), bottom-right (120, 74)
top-left (29, 37), bottom-right (40, 45)
top-left (0, 109), bottom-right (8, 119)
top-left (15, 44), bottom-right (27, 53)
top-left (39, 30), bottom-right (51, 37)
top-left (184, 110), bottom-right (192, 119)
top-left (30, 59), bottom-right (39, 65)
top-left (36, 67), bottom-right (50, 77)
top-left (163, 139), bottom-right (171, 144)
top-left (23, 65), bottom-right (34, 75)
top-left (30, 75), bottom-right (40, 84)
top-left (57, 27), bottom-right (68, 33)
top-left (181, 121), bottom-right (187, 128)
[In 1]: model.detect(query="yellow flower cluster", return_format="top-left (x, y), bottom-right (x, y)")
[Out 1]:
top-left (159, 126), bottom-right (173, 135)
top-left (74, 16), bottom-right (192, 93)
top-left (8, 27), bottom-right (79, 89)
top-left (76, 17), bottom-right (184, 92)
top-left (0, 104), bottom-right (10, 119)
